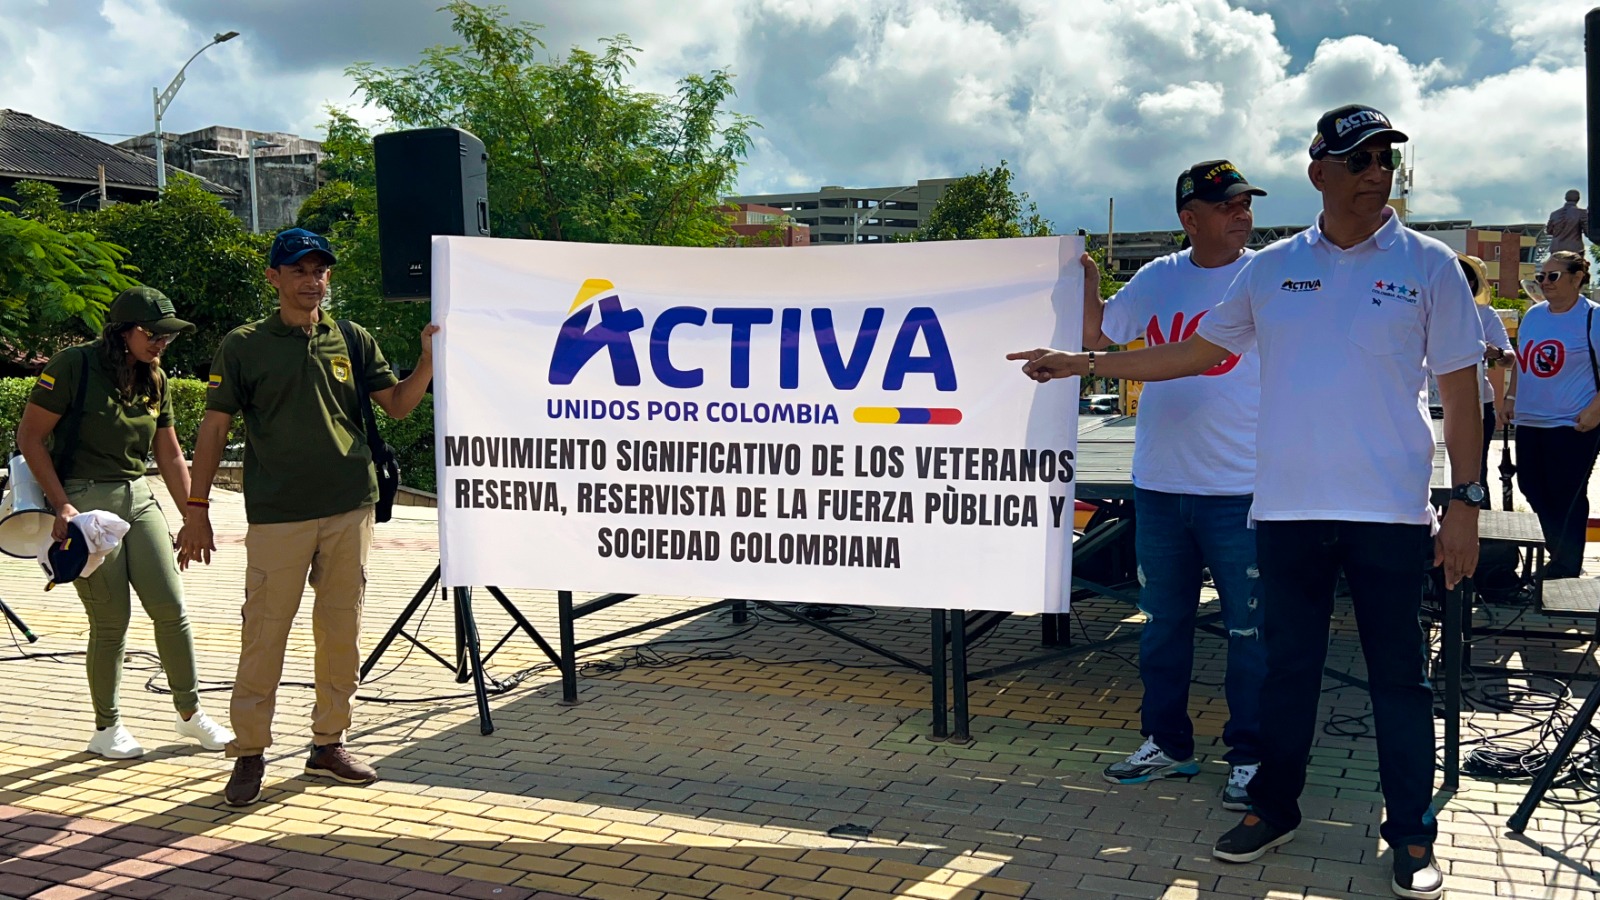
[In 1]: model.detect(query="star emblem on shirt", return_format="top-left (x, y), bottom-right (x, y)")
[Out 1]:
top-left (1409, 287), bottom-right (1419, 298)
top-left (1375, 281), bottom-right (1386, 290)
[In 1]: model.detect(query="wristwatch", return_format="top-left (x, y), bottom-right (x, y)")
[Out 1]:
top-left (1450, 482), bottom-right (1487, 505)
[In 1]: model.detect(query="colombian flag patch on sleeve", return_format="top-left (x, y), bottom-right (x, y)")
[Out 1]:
top-left (207, 373), bottom-right (223, 390)
top-left (36, 373), bottom-right (55, 391)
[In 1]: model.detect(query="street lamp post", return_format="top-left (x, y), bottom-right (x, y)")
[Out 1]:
top-left (850, 185), bottom-right (915, 244)
top-left (152, 30), bottom-right (240, 190)
top-left (247, 138), bottom-right (279, 234)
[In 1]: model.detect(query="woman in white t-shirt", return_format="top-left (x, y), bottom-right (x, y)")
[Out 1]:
top-left (1460, 255), bottom-right (1512, 507)
top-left (1503, 251), bottom-right (1600, 577)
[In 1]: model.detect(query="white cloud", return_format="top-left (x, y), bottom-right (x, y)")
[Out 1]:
top-left (726, 0), bottom-right (1586, 229)
top-left (0, 0), bottom-right (1587, 230)
top-left (1499, 0), bottom-right (1591, 65)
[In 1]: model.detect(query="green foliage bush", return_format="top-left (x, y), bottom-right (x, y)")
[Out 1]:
top-left (376, 395), bottom-right (436, 494)
top-left (0, 377), bottom-right (31, 448)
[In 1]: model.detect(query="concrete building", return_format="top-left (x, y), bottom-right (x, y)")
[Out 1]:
top-left (721, 204), bottom-right (811, 247)
top-left (119, 126), bottom-right (322, 234)
top-left (1428, 224), bottom-right (1541, 299)
top-left (727, 179), bottom-right (958, 245)
top-left (1090, 217), bottom-right (1540, 299)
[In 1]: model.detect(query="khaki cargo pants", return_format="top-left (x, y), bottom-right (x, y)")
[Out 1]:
top-left (226, 505), bottom-right (373, 757)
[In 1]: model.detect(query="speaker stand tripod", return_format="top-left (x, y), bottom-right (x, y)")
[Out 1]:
top-left (0, 597), bottom-right (36, 643)
top-left (360, 563), bottom-right (560, 734)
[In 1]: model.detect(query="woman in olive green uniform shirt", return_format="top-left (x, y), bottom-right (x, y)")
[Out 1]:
top-left (17, 288), bottom-right (233, 759)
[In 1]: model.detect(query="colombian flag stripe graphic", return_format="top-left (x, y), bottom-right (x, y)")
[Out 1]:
top-left (36, 374), bottom-right (55, 391)
top-left (853, 407), bottom-right (962, 425)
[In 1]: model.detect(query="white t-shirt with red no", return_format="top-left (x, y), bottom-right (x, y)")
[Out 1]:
top-left (1100, 248), bottom-right (1259, 496)
top-left (1512, 299), bottom-right (1600, 428)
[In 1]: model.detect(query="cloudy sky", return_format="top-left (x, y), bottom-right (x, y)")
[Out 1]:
top-left (0, 0), bottom-right (1590, 232)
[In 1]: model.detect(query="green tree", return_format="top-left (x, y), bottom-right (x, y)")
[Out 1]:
top-left (295, 111), bottom-right (433, 369)
top-left (88, 176), bottom-right (274, 376)
top-left (0, 198), bottom-right (136, 359)
top-left (905, 162), bottom-right (1052, 242)
top-left (304, 3), bottom-right (759, 490)
top-left (12, 181), bottom-right (74, 230)
top-left (1085, 246), bottom-right (1118, 300)
top-left (295, 180), bottom-right (358, 236)
top-left (346, 0), bottom-right (755, 247)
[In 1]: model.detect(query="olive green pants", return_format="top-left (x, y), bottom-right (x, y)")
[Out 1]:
top-left (64, 478), bottom-right (201, 729)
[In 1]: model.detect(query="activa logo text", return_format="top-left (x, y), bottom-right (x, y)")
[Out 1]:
top-left (1280, 278), bottom-right (1322, 292)
top-left (1334, 109), bottom-right (1387, 136)
top-left (549, 279), bottom-right (958, 391)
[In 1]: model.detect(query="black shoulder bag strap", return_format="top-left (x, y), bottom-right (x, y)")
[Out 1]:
top-left (51, 349), bottom-right (93, 482)
top-left (1587, 304), bottom-right (1599, 394)
top-left (336, 320), bottom-right (384, 457)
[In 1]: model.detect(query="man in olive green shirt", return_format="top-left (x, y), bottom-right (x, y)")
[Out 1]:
top-left (179, 228), bottom-right (438, 807)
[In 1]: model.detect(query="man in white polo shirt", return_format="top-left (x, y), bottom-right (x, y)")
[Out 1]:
top-left (1088, 160), bottom-right (1268, 811)
top-left (1009, 104), bottom-right (1483, 900)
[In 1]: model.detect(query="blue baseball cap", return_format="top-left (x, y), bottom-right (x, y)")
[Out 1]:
top-left (269, 228), bottom-right (337, 268)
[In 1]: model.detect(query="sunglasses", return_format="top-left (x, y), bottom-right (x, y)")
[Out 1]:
top-left (271, 234), bottom-right (332, 266)
top-left (134, 326), bottom-right (177, 346)
top-left (1325, 147), bottom-right (1403, 175)
top-left (1535, 271), bottom-right (1567, 283)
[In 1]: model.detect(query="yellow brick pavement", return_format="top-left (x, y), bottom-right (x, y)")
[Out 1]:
top-left (0, 480), bottom-right (1596, 898)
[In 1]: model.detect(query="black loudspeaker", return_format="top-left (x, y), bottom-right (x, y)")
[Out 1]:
top-left (375, 127), bottom-right (490, 300)
top-left (1589, 9), bottom-right (1600, 244)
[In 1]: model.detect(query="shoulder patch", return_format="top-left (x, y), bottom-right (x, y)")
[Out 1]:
top-left (207, 373), bottom-right (223, 390)
top-left (35, 373), bottom-right (56, 391)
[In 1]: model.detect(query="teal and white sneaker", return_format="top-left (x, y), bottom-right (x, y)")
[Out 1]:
top-left (1222, 763), bottom-right (1257, 810)
top-left (1103, 737), bottom-right (1199, 784)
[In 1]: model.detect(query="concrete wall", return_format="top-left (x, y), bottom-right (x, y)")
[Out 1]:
top-left (118, 126), bottom-right (323, 234)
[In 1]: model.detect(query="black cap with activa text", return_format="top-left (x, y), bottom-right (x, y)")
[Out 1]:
top-left (1308, 104), bottom-right (1409, 159)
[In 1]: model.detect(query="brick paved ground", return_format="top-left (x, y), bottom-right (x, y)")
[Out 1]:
top-left (0, 480), bottom-right (1597, 899)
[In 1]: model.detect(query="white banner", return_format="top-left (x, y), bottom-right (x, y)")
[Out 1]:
top-left (433, 235), bottom-right (1082, 613)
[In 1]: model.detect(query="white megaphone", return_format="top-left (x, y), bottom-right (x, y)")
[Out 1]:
top-left (0, 454), bottom-right (54, 559)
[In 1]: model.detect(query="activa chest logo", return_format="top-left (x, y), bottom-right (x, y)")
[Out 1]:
top-left (549, 279), bottom-right (958, 391)
top-left (1280, 278), bottom-right (1321, 292)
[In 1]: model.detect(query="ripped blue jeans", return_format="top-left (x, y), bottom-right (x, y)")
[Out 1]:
top-left (1132, 488), bottom-right (1265, 765)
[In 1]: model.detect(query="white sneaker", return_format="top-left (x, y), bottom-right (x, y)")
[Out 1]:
top-left (174, 711), bottom-right (233, 751)
top-left (86, 724), bottom-right (145, 759)
top-left (1223, 763), bottom-right (1258, 810)
top-left (1102, 737), bottom-right (1199, 784)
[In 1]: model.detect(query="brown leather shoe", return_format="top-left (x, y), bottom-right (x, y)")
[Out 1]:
top-left (225, 755), bottom-right (265, 806)
top-left (305, 743), bottom-right (378, 785)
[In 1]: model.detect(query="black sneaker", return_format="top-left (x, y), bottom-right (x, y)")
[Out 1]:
top-left (225, 755), bottom-right (264, 807)
top-left (1392, 844), bottom-right (1443, 900)
top-left (1212, 814), bottom-right (1296, 863)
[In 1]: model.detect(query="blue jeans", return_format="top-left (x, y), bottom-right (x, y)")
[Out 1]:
top-left (1133, 488), bottom-right (1265, 765)
top-left (1248, 520), bottom-right (1436, 850)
